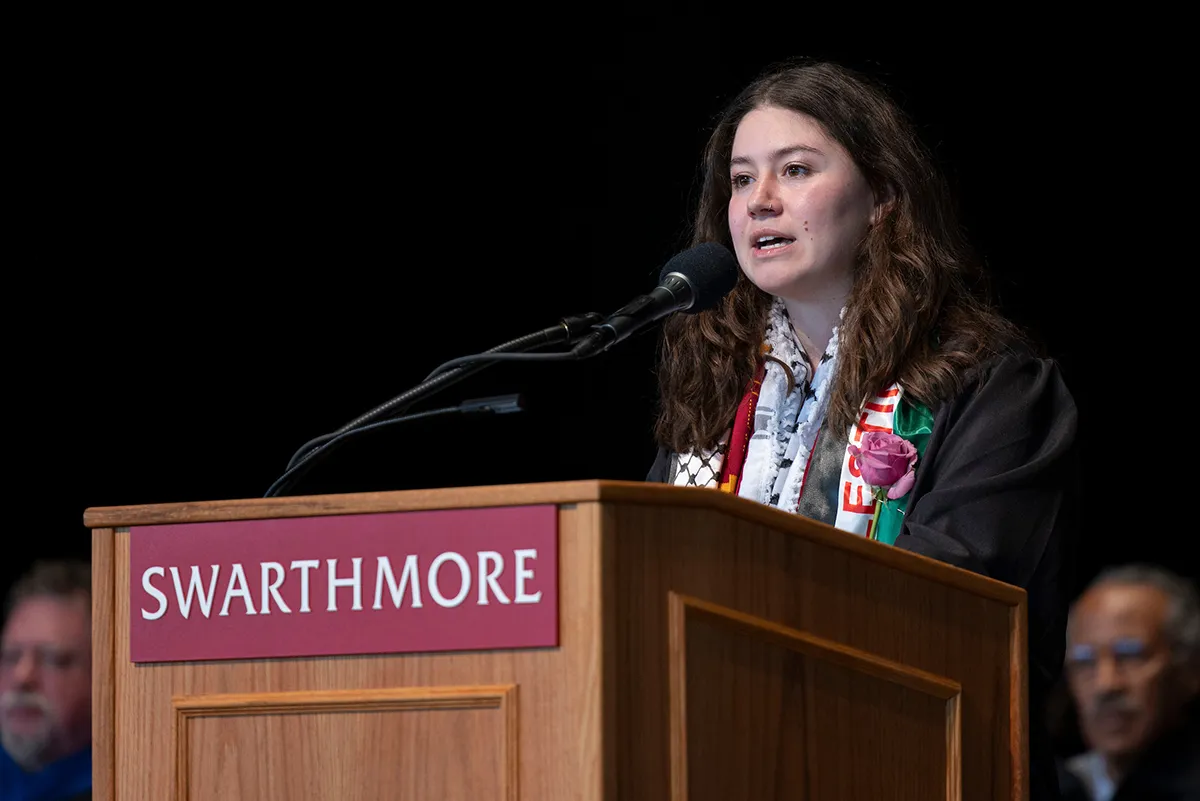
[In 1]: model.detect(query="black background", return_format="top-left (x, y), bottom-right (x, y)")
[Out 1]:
top-left (6, 18), bottom-right (1186, 612)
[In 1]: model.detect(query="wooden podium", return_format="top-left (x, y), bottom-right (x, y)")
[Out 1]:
top-left (84, 480), bottom-right (1027, 801)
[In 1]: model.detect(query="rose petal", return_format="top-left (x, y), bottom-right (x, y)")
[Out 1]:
top-left (859, 453), bottom-right (889, 471)
top-left (862, 454), bottom-right (904, 486)
top-left (886, 469), bottom-right (916, 499)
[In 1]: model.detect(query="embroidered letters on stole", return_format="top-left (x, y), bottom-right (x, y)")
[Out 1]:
top-left (833, 383), bottom-right (901, 540)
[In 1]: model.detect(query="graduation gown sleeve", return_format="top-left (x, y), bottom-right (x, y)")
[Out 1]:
top-left (893, 350), bottom-right (1080, 588)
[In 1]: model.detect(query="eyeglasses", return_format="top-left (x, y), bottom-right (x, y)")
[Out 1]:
top-left (1065, 637), bottom-right (1155, 677)
top-left (0, 645), bottom-right (87, 673)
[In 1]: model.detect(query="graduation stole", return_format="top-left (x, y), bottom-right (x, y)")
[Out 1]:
top-left (718, 364), bottom-right (934, 545)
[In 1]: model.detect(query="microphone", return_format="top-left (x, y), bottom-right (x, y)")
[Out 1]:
top-left (267, 244), bottom-right (738, 497)
top-left (571, 241), bottom-right (739, 358)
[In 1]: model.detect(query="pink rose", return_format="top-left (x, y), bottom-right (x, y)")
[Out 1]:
top-left (847, 431), bottom-right (917, 500)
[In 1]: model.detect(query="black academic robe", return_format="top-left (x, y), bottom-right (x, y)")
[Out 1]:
top-left (647, 350), bottom-right (1081, 801)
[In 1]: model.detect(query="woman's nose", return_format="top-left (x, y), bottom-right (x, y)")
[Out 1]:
top-left (747, 178), bottom-right (778, 216)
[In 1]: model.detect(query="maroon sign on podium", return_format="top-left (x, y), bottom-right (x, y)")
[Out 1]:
top-left (128, 504), bottom-right (558, 663)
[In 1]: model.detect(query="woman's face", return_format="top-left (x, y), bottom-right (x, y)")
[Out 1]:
top-left (727, 104), bottom-right (878, 302)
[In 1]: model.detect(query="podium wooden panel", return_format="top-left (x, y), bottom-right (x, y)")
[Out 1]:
top-left (84, 480), bottom-right (1027, 801)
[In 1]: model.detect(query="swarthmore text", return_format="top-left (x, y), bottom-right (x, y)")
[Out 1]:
top-left (139, 550), bottom-right (543, 620)
top-left (129, 505), bottom-right (558, 661)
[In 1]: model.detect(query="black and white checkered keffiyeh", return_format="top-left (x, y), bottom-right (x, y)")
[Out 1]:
top-left (671, 298), bottom-right (841, 512)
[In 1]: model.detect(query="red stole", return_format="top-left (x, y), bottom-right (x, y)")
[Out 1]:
top-left (717, 360), bottom-right (766, 494)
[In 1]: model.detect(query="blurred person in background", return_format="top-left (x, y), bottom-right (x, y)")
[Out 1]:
top-left (0, 560), bottom-right (92, 801)
top-left (1060, 564), bottom-right (1199, 801)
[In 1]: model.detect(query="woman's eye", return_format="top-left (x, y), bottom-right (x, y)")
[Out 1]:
top-left (785, 164), bottom-right (810, 178)
top-left (731, 174), bottom-right (752, 188)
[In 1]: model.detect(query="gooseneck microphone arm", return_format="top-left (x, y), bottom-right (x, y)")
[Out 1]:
top-left (286, 312), bottom-right (601, 470)
top-left (276, 313), bottom-right (602, 487)
top-left (264, 394), bottom-right (525, 499)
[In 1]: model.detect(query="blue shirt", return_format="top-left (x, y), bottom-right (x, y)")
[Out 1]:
top-left (0, 745), bottom-right (91, 801)
top-left (1064, 751), bottom-right (1117, 801)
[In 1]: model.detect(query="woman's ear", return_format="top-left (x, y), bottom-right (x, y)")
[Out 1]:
top-left (870, 185), bottom-right (896, 225)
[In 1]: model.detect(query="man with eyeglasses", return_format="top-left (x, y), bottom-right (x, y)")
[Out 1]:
top-left (0, 560), bottom-right (92, 801)
top-left (1060, 564), bottom-right (1200, 801)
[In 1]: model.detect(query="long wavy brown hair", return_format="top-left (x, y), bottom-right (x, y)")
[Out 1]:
top-left (654, 59), bottom-right (1027, 453)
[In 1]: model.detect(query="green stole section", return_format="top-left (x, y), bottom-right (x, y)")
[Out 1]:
top-left (872, 395), bottom-right (935, 545)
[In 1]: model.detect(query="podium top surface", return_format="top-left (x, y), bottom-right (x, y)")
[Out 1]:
top-left (83, 479), bottom-right (1023, 605)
